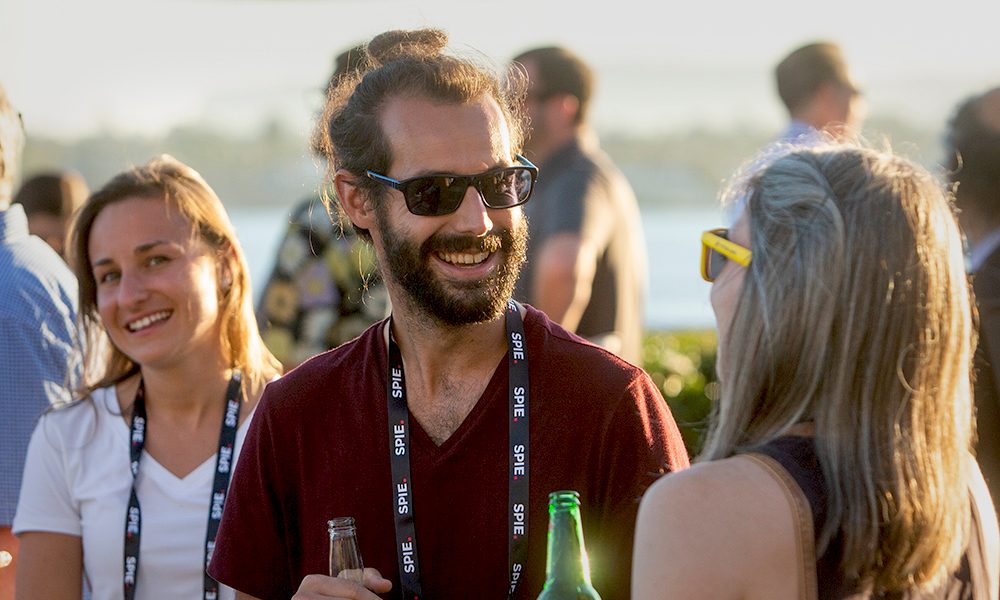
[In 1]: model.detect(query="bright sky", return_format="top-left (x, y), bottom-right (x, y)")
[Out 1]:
top-left (1, 0), bottom-right (998, 140)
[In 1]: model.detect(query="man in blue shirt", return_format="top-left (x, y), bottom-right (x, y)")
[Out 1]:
top-left (0, 82), bottom-right (79, 596)
top-left (774, 42), bottom-right (865, 143)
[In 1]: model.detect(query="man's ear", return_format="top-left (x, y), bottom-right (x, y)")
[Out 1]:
top-left (335, 169), bottom-right (376, 231)
top-left (553, 94), bottom-right (581, 128)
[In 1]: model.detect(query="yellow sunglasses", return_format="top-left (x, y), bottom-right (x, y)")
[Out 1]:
top-left (701, 229), bottom-right (752, 282)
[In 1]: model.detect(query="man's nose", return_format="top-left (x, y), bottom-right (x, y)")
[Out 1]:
top-left (450, 184), bottom-right (493, 236)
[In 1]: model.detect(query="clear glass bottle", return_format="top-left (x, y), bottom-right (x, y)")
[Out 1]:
top-left (536, 491), bottom-right (602, 600)
top-left (328, 517), bottom-right (365, 584)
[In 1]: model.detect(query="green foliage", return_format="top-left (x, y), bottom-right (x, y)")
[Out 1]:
top-left (641, 330), bottom-right (718, 458)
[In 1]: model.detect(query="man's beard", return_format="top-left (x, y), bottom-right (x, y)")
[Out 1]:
top-left (376, 208), bottom-right (528, 326)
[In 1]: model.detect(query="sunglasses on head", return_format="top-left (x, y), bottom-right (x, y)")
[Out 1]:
top-left (701, 228), bottom-right (752, 282)
top-left (365, 155), bottom-right (538, 217)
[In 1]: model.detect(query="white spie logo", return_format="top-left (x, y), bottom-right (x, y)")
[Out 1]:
top-left (401, 541), bottom-right (415, 573)
top-left (512, 444), bottom-right (526, 477)
top-left (211, 492), bottom-right (226, 520)
top-left (509, 562), bottom-right (523, 594)
top-left (127, 507), bottom-right (140, 535)
top-left (124, 556), bottom-right (137, 585)
top-left (397, 481), bottom-right (409, 515)
top-left (225, 400), bottom-right (239, 428)
top-left (131, 416), bottom-right (145, 443)
top-left (512, 503), bottom-right (525, 536)
top-left (217, 446), bottom-right (232, 473)
top-left (510, 332), bottom-right (525, 361)
top-left (393, 424), bottom-right (406, 457)
top-left (390, 368), bottom-right (404, 399)
top-left (513, 387), bottom-right (526, 418)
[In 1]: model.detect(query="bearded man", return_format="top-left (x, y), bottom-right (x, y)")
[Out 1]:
top-left (209, 28), bottom-right (688, 600)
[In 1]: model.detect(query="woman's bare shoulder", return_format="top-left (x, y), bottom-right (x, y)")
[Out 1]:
top-left (633, 456), bottom-right (802, 600)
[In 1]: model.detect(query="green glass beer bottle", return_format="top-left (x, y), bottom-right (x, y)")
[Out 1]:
top-left (536, 491), bottom-right (602, 600)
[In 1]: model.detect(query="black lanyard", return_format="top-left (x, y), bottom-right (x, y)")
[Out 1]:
top-left (125, 372), bottom-right (243, 600)
top-left (386, 300), bottom-right (530, 600)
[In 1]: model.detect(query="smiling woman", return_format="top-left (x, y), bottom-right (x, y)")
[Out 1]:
top-left (11, 156), bottom-right (281, 600)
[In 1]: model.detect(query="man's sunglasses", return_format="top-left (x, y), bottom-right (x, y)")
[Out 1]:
top-left (365, 155), bottom-right (538, 217)
top-left (701, 228), bottom-right (752, 282)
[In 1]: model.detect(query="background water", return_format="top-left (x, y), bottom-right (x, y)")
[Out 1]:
top-left (230, 206), bottom-right (723, 333)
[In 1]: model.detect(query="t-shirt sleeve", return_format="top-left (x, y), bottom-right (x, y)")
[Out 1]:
top-left (208, 397), bottom-right (296, 599)
top-left (587, 373), bottom-right (690, 600)
top-left (12, 415), bottom-right (82, 536)
top-left (539, 167), bottom-right (616, 249)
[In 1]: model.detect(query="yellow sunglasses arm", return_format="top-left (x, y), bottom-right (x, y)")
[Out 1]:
top-left (702, 231), bottom-right (753, 267)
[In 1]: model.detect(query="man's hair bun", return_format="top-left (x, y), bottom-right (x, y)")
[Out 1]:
top-left (365, 28), bottom-right (449, 66)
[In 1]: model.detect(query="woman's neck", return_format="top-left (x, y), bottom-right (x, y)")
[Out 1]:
top-left (127, 359), bottom-right (234, 427)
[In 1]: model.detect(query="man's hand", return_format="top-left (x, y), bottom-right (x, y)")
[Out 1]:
top-left (291, 569), bottom-right (392, 600)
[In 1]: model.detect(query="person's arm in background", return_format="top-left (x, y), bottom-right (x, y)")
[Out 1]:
top-left (529, 167), bottom-right (614, 333)
top-left (530, 232), bottom-right (598, 331)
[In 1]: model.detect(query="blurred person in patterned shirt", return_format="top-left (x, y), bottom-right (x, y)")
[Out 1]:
top-left (256, 46), bottom-right (390, 369)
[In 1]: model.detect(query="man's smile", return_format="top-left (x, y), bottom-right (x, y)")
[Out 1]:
top-left (435, 250), bottom-right (491, 267)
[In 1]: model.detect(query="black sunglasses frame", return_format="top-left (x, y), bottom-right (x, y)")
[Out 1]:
top-left (365, 155), bottom-right (538, 217)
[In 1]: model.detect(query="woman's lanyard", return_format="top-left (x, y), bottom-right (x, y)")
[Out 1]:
top-left (125, 371), bottom-right (243, 600)
top-left (386, 300), bottom-right (530, 600)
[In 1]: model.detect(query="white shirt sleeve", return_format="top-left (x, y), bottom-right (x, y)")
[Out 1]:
top-left (13, 404), bottom-right (86, 536)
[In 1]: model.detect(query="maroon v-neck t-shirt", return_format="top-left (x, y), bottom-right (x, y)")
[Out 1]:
top-left (209, 305), bottom-right (688, 600)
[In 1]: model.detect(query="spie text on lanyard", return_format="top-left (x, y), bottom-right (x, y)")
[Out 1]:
top-left (386, 300), bottom-right (530, 600)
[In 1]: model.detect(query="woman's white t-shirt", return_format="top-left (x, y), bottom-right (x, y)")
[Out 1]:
top-left (13, 386), bottom-right (256, 600)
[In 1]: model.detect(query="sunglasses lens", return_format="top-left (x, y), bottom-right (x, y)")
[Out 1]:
top-left (708, 249), bottom-right (728, 281)
top-left (702, 229), bottom-right (730, 282)
top-left (402, 177), bottom-right (466, 216)
top-left (480, 168), bottom-right (533, 208)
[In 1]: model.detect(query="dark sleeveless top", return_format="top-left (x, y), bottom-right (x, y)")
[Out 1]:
top-left (749, 436), bottom-right (988, 600)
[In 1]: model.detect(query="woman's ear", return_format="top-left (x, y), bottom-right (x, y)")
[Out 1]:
top-left (335, 169), bottom-right (375, 231)
top-left (217, 239), bottom-right (238, 292)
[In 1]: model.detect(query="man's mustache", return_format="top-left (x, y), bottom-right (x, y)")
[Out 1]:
top-left (421, 230), bottom-right (513, 256)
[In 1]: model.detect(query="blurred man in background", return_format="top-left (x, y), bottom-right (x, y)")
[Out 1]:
top-left (13, 171), bottom-right (88, 259)
top-left (946, 86), bottom-right (1000, 521)
top-left (0, 83), bottom-right (78, 597)
top-left (513, 46), bottom-right (647, 365)
top-left (774, 42), bottom-right (865, 143)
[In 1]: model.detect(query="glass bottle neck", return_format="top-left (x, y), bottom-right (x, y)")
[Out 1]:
top-left (544, 503), bottom-right (592, 585)
top-left (328, 517), bottom-right (357, 539)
